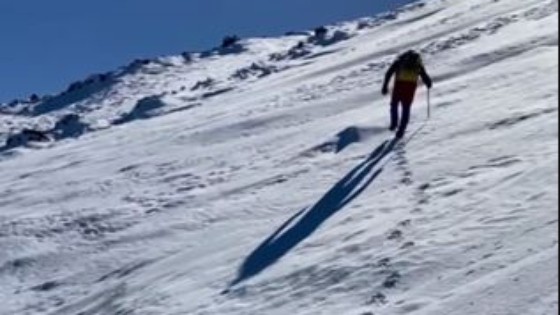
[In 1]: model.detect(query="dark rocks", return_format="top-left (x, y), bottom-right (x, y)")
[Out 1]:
top-left (113, 95), bottom-right (166, 124)
top-left (52, 113), bottom-right (89, 139)
top-left (314, 26), bottom-right (328, 39)
top-left (221, 35), bottom-right (240, 49)
top-left (191, 78), bottom-right (216, 91)
top-left (29, 94), bottom-right (40, 103)
top-left (4, 128), bottom-right (51, 150)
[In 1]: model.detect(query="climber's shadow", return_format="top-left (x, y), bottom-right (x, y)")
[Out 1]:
top-left (227, 137), bottom-right (399, 289)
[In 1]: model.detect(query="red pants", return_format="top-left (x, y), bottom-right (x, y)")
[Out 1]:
top-left (390, 81), bottom-right (418, 134)
top-left (391, 80), bottom-right (417, 106)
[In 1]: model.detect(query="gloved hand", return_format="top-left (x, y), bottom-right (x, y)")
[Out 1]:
top-left (381, 86), bottom-right (388, 95)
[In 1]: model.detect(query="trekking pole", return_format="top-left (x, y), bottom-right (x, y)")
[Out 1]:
top-left (427, 88), bottom-right (431, 119)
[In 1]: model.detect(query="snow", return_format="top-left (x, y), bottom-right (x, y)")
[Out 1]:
top-left (0, 0), bottom-right (557, 314)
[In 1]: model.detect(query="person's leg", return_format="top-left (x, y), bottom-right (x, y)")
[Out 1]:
top-left (395, 82), bottom-right (417, 138)
top-left (396, 103), bottom-right (411, 138)
top-left (389, 94), bottom-right (399, 131)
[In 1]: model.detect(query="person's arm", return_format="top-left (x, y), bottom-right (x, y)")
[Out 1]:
top-left (382, 60), bottom-right (398, 95)
top-left (420, 65), bottom-right (432, 89)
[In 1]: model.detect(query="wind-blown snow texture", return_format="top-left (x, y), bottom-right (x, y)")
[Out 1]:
top-left (0, 0), bottom-right (558, 314)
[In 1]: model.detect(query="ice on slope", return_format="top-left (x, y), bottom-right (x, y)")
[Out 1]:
top-left (0, 0), bottom-right (557, 314)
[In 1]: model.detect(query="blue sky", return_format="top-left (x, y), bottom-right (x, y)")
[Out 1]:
top-left (0, 0), bottom-right (412, 103)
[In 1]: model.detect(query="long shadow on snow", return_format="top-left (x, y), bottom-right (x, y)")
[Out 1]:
top-left (228, 137), bottom-right (399, 288)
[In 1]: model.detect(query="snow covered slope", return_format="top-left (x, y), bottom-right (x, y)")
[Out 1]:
top-left (0, 0), bottom-right (557, 314)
